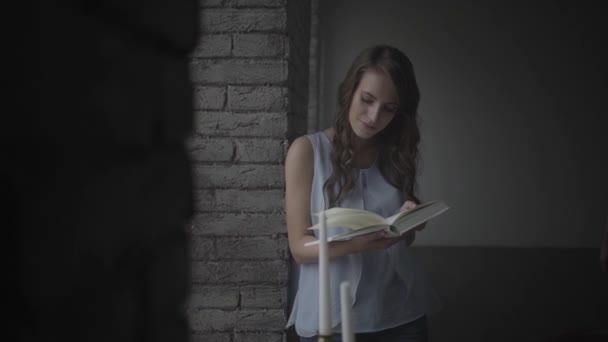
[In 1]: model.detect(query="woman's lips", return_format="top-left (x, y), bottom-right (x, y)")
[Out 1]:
top-left (360, 120), bottom-right (375, 130)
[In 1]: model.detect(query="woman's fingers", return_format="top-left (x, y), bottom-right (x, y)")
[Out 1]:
top-left (400, 200), bottom-right (417, 212)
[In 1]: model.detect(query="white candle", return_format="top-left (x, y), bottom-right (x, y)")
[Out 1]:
top-left (340, 281), bottom-right (354, 342)
top-left (318, 211), bottom-right (331, 336)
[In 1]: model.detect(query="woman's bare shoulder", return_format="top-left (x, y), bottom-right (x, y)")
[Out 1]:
top-left (323, 127), bottom-right (335, 140)
top-left (286, 135), bottom-right (313, 166)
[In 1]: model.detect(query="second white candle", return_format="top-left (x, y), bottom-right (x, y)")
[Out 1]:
top-left (340, 281), bottom-right (354, 342)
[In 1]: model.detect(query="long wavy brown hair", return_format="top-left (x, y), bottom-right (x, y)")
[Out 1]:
top-left (324, 45), bottom-right (421, 208)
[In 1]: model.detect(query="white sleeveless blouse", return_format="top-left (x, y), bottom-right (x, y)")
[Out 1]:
top-left (286, 131), bottom-right (441, 337)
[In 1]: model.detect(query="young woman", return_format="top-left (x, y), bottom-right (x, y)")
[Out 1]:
top-left (285, 45), bottom-right (441, 342)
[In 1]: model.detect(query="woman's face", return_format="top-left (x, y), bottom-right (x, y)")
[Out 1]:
top-left (348, 67), bottom-right (399, 140)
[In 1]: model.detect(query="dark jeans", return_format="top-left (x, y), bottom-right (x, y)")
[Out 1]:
top-left (299, 316), bottom-right (428, 342)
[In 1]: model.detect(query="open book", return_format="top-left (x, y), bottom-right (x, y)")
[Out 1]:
top-left (304, 200), bottom-right (450, 246)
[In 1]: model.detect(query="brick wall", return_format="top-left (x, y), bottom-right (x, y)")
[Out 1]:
top-left (188, 1), bottom-right (310, 341)
top-left (307, 0), bottom-right (320, 132)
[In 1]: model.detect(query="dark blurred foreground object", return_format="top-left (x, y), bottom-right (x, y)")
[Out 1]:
top-left (12, 1), bottom-right (199, 341)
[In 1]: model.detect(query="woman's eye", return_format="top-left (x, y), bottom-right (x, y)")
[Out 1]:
top-left (385, 106), bottom-right (398, 113)
top-left (361, 97), bottom-right (373, 104)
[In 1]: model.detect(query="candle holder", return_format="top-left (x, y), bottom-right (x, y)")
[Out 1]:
top-left (317, 335), bottom-right (334, 342)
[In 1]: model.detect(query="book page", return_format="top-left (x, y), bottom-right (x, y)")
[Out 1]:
top-left (311, 207), bottom-right (385, 230)
top-left (304, 224), bottom-right (389, 246)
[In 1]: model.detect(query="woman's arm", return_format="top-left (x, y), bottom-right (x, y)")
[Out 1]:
top-left (285, 136), bottom-right (394, 264)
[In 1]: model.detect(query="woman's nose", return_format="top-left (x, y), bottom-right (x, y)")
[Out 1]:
top-left (368, 105), bottom-right (381, 123)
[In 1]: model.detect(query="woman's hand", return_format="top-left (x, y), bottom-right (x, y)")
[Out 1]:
top-left (347, 230), bottom-right (404, 251)
top-left (345, 200), bottom-right (424, 251)
top-left (400, 200), bottom-right (417, 212)
top-left (348, 229), bottom-right (416, 251)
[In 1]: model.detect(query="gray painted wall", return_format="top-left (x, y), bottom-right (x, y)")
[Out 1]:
top-left (414, 247), bottom-right (608, 341)
top-left (318, 0), bottom-right (607, 247)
